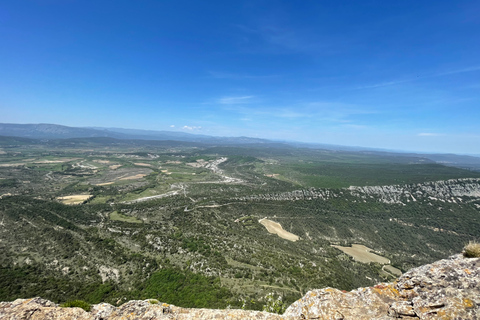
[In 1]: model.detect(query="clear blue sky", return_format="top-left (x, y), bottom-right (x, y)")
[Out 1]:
top-left (1, 1), bottom-right (479, 154)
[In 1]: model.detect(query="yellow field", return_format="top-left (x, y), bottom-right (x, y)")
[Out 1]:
top-left (331, 244), bottom-right (390, 264)
top-left (259, 218), bottom-right (300, 242)
top-left (95, 182), bottom-right (114, 186)
top-left (33, 158), bottom-right (79, 164)
top-left (384, 265), bottom-right (402, 276)
top-left (93, 160), bottom-right (111, 164)
top-left (120, 174), bottom-right (147, 180)
top-left (0, 163), bottom-right (25, 167)
top-left (134, 163), bottom-right (152, 167)
top-left (56, 194), bottom-right (92, 205)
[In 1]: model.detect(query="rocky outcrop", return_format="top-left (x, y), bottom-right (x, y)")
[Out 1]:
top-left (347, 178), bottom-right (480, 205)
top-left (1, 255), bottom-right (478, 319)
top-left (0, 298), bottom-right (286, 320)
top-left (285, 254), bottom-right (479, 319)
top-left (236, 178), bottom-right (480, 205)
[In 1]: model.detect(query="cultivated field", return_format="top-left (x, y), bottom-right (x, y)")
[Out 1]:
top-left (56, 194), bottom-right (92, 205)
top-left (259, 218), bottom-right (300, 242)
top-left (331, 244), bottom-right (390, 264)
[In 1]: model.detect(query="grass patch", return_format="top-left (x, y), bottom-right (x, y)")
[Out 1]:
top-left (60, 300), bottom-right (91, 312)
top-left (463, 241), bottom-right (480, 258)
top-left (88, 196), bottom-right (110, 204)
top-left (110, 211), bottom-right (142, 223)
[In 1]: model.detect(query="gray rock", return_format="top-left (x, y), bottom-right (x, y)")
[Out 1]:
top-left (285, 255), bottom-right (480, 320)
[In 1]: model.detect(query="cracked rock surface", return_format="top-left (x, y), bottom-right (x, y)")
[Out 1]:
top-left (284, 254), bottom-right (479, 319)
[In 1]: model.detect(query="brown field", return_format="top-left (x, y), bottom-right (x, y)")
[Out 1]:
top-left (134, 163), bottom-right (152, 167)
top-left (109, 164), bottom-right (122, 170)
top-left (331, 244), bottom-right (390, 264)
top-left (186, 162), bottom-right (202, 167)
top-left (95, 182), bottom-right (114, 186)
top-left (384, 265), bottom-right (402, 276)
top-left (186, 159), bottom-right (208, 168)
top-left (33, 158), bottom-right (79, 164)
top-left (120, 174), bottom-right (147, 180)
top-left (0, 163), bottom-right (25, 167)
top-left (56, 194), bottom-right (92, 205)
top-left (259, 218), bottom-right (300, 242)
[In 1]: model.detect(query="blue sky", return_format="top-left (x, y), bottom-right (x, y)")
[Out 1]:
top-left (1, 1), bottom-right (479, 154)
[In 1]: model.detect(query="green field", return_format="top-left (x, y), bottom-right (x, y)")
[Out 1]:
top-left (109, 211), bottom-right (142, 223)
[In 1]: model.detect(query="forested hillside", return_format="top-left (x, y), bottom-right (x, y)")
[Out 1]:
top-left (1, 137), bottom-right (479, 309)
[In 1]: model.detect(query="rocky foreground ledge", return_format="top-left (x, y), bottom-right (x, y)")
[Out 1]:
top-left (1, 254), bottom-right (479, 320)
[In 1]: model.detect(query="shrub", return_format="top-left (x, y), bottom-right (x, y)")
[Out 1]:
top-left (262, 293), bottom-right (286, 314)
top-left (60, 300), bottom-right (91, 312)
top-left (463, 241), bottom-right (480, 258)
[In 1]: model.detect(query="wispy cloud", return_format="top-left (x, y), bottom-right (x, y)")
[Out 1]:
top-left (418, 132), bottom-right (443, 137)
top-left (436, 66), bottom-right (480, 76)
top-left (276, 110), bottom-right (309, 118)
top-left (223, 101), bottom-right (373, 125)
top-left (182, 125), bottom-right (202, 131)
top-left (234, 22), bottom-right (332, 55)
top-left (356, 79), bottom-right (412, 89)
top-left (357, 65), bottom-right (480, 90)
top-left (342, 124), bottom-right (369, 130)
top-left (217, 96), bottom-right (255, 105)
top-left (222, 105), bottom-right (311, 119)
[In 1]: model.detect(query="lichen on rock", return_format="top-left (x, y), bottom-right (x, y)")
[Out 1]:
top-left (284, 254), bottom-right (479, 319)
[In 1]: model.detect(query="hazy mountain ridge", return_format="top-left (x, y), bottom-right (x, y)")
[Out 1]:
top-left (1, 123), bottom-right (479, 171)
top-left (0, 123), bottom-right (270, 145)
top-left (0, 123), bottom-right (127, 139)
top-left (0, 123), bottom-right (480, 174)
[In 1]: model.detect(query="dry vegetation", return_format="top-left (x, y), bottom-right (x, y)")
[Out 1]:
top-left (463, 241), bottom-right (480, 258)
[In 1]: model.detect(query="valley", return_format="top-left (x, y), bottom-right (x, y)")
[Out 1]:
top-left (0, 136), bottom-right (479, 310)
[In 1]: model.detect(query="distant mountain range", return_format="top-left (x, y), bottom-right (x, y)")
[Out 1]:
top-left (1, 122), bottom-right (480, 170)
top-left (0, 123), bottom-right (269, 144)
